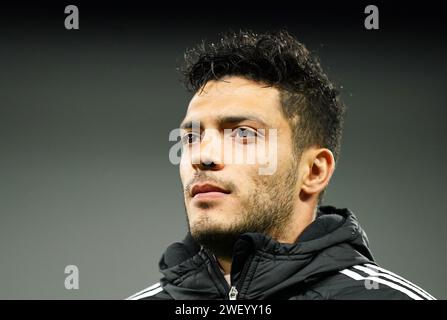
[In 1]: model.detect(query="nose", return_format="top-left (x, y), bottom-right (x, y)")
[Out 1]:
top-left (191, 130), bottom-right (224, 171)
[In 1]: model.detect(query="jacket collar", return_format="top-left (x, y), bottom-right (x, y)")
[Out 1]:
top-left (158, 206), bottom-right (374, 299)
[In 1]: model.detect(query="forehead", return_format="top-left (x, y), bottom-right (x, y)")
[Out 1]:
top-left (183, 77), bottom-right (283, 127)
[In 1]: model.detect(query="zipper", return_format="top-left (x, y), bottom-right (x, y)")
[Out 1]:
top-left (203, 249), bottom-right (254, 300)
top-left (228, 286), bottom-right (238, 300)
top-left (229, 254), bottom-right (254, 300)
top-left (203, 250), bottom-right (231, 298)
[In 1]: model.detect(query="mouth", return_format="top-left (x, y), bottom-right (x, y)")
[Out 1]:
top-left (190, 183), bottom-right (231, 200)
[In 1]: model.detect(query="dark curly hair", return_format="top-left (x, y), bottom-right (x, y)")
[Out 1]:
top-left (181, 30), bottom-right (346, 201)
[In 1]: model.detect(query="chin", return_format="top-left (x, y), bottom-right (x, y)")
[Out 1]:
top-left (190, 218), bottom-right (230, 235)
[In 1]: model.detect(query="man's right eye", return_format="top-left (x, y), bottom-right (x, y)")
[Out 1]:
top-left (181, 132), bottom-right (201, 144)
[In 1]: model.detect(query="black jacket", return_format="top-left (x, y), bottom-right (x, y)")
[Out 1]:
top-left (128, 206), bottom-right (435, 300)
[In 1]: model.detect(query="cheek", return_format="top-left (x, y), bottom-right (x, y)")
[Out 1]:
top-left (233, 167), bottom-right (258, 196)
top-left (179, 152), bottom-right (191, 184)
top-left (274, 138), bottom-right (294, 168)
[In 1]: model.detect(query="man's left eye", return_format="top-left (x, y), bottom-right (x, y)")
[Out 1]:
top-left (232, 127), bottom-right (257, 139)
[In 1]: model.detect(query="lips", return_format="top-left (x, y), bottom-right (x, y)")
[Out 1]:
top-left (190, 183), bottom-right (231, 198)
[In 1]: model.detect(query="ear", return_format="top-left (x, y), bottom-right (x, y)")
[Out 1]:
top-left (299, 147), bottom-right (336, 198)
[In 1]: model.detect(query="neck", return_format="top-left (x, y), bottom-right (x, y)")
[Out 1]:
top-left (216, 256), bottom-right (232, 275)
top-left (275, 200), bottom-right (317, 243)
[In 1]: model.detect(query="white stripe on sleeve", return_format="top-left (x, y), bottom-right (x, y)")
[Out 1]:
top-left (339, 269), bottom-right (424, 300)
top-left (354, 265), bottom-right (434, 300)
top-left (364, 263), bottom-right (436, 300)
top-left (126, 282), bottom-right (161, 300)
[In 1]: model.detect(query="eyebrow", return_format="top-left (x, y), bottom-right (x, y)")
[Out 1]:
top-left (180, 115), bottom-right (269, 130)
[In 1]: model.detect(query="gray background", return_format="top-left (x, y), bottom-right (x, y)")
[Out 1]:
top-left (0, 2), bottom-right (446, 299)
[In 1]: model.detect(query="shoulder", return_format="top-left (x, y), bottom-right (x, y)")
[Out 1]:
top-left (311, 263), bottom-right (436, 300)
top-left (126, 282), bottom-right (172, 300)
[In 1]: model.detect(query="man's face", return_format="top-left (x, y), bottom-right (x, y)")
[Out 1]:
top-left (179, 76), bottom-right (301, 257)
